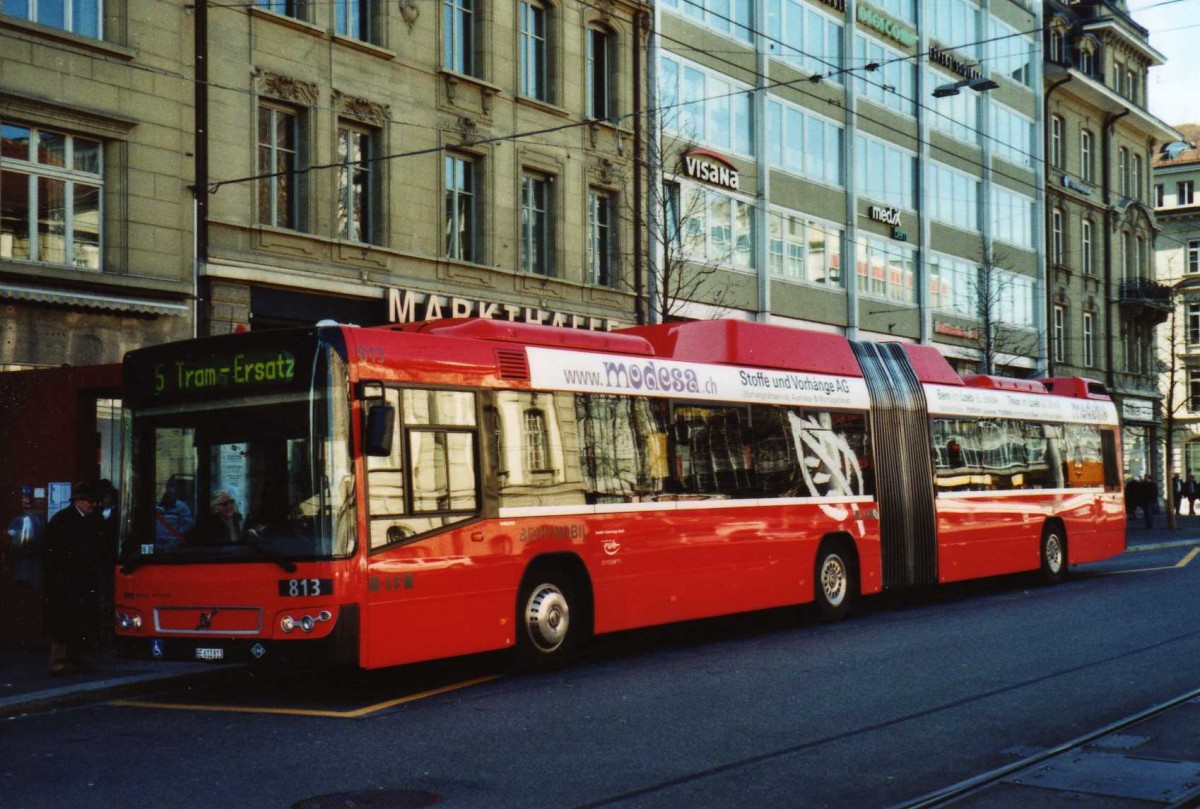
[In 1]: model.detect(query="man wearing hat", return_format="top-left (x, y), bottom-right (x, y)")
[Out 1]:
top-left (42, 482), bottom-right (108, 675)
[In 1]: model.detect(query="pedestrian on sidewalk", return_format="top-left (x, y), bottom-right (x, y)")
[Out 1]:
top-left (1138, 473), bottom-right (1156, 529)
top-left (1172, 473), bottom-right (1183, 515)
top-left (42, 482), bottom-right (108, 676)
top-left (1186, 475), bottom-right (1198, 517)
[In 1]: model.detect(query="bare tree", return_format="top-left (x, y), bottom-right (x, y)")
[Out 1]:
top-left (1158, 292), bottom-right (1186, 528)
top-left (971, 244), bottom-right (1043, 375)
top-left (616, 106), bottom-right (750, 323)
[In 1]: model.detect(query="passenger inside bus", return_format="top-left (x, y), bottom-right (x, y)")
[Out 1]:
top-left (196, 490), bottom-right (246, 545)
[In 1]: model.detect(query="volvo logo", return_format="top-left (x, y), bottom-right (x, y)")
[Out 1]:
top-left (195, 609), bottom-right (219, 630)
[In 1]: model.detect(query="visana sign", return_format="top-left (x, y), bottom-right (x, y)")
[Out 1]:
top-left (682, 148), bottom-right (740, 191)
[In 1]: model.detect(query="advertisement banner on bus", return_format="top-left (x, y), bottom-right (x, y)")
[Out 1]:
top-left (527, 347), bottom-right (870, 410)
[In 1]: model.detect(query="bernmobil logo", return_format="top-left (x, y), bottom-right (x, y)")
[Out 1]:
top-left (683, 149), bottom-right (740, 191)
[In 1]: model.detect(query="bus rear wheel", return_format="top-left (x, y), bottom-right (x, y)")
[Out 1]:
top-left (516, 572), bottom-right (582, 670)
top-left (814, 543), bottom-right (856, 621)
top-left (1040, 525), bottom-right (1068, 585)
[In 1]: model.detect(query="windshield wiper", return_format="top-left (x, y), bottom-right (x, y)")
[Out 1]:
top-left (242, 530), bottom-right (297, 573)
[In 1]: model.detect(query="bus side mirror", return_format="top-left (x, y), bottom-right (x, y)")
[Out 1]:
top-left (364, 404), bottom-right (395, 457)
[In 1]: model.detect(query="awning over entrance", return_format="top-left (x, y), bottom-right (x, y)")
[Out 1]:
top-left (0, 283), bottom-right (190, 316)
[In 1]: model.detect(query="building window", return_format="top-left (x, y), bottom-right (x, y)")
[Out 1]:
top-left (256, 0), bottom-right (304, 20)
top-left (257, 106), bottom-right (303, 230)
top-left (1120, 232), bottom-right (1129, 280)
top-left (676, 184), bottom-right (756, 270)
top-left (523, 408), bottom-right (548, 471)
top-left (0, 123), bottom-right (103, 268)
top-left (1135, 235), bottom-right (1145, 279)
top-left (336, 125), bottom-right (374, 243)
top-left (1082, 218), bottom-right (1093, 275)
top-left (767, 211), bottom-right (843, 286)
top-left (1188, 302), bottom-right (1200, 344)
top-left (4, 0), bottom-right (102, 36)
top-left (442, 0), bottom-right (477, 76)
top-left (444, 153), bottom-right (478, 262)
top-left (1050, 115), bottom-right (1064, 169)
top-left (1080, 130), bottom-right (1094, 183)
top-left (661, 0), bottom-right (753, 42)
top-left (659, 54), bottom-right (754, 155)
top-left (1048, 27), bottom-right (1064, 63)
top-left (1053, 305), bottom-right (1065, 364)
top-left (1156, 183), bottom-right (1165, 208)
top-left (1083, 312), bottom-right (1094, 367)
top-left (335, 0), bottom-right (371, 40)
top-left (855, 34), bottom-right (916, 117)
top-left (1052, 208), bottom-right (1064, 265)
top-left (1118, 147), bottom-right (1129, 197)
top-left (991, 103), bottom-right (1035, 169)
top-left (519, 0), bottom-right (549, 102)
top-left (587, 190), bottom-right (615, 287)
top-left (1189, 240), bottom-right (1200, 274)
top-left (521, 171), bottom-right (552, 276)
top-left (1133, 154), bottom-right (1144, 201)
top-left (856, 236), bottom-right (917, 304)
top-left (1180, 181), bottom-right (1194, 206)
top-left (767, 99), bottom-right (845, 187)
top-left (1114, 60), bottom-right (1125, 95)
top-left (990, 186), bottom-right (1035, 249)
top-left (1189, 369), bottom-right (1200, 412)
top-left (586, 27), bottom-right (614, 119)
top-left (1126, 68), bottom-right (1138, 104)
top-left (1079, 47), bottom-right (1093, 76)
top-left (929, 162), bottom-right (980, 232)
top-left (854, 134), bottom-right (916, 210)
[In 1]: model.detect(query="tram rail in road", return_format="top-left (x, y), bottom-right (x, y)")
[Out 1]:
top-left (894, 685), bottom-right (1200, 808)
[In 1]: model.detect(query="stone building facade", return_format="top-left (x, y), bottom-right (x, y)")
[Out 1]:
top-left (0, 2), bottom-right (195, 370)
top-left (1153, 126), bottom-right (1200, 484)
top-left (1041, 0), bottom-right (1179, 481)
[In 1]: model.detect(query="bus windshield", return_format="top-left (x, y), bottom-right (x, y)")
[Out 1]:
top-left (119, 340), bottom-right (355, 564)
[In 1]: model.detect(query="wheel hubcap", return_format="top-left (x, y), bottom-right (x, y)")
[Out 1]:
top-left (525, 583), bottom-right (570, 653)
top-left (1046, 535), bottom-right (1063, 573)
top-left (821, 554), bottom-right (847, 607)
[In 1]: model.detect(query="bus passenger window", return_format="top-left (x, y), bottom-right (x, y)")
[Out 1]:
top-left (495, 391), bottom-right (581, 508)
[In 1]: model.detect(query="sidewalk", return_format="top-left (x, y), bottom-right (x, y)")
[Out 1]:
top-left (3, 523), bottom-right (1199, 720)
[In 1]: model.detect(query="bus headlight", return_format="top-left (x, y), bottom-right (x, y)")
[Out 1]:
top-left (279, 609), bottom-right (333, 634)
top-left (115, 610), bottom-right (143, 631)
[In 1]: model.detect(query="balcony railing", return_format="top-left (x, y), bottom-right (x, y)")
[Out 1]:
top-left (1118, 278), bottom-right (1173, 325)
top-left (1119, 278), bottom-right (1172, 306)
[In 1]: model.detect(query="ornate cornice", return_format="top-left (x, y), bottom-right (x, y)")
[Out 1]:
top-left (333, 90), bottom-right (391, 123)
top-left (254, 68), bottom-right (319, 106)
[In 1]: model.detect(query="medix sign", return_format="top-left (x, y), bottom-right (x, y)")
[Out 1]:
top-left (682, 149), bottom-right (740, 191)
top-left (387, 288), bottom-right (622, 331)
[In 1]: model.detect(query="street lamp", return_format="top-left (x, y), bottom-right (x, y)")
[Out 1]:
top-left (932, 76), bottom-right (1000, 98)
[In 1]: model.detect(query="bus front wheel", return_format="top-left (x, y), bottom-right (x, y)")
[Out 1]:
top-left (814, 542), bottom-right (856, 621)
top-left (1040, 524), bottom-right (1068, 585)
top-left (516, 573), bottom-right (582, 669)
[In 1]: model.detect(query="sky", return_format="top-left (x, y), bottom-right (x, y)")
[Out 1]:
top-left (1129, 0), bottom-right (1200, 128)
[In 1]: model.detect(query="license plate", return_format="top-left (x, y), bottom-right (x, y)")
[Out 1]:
top-left (195, 647), bottom-right (224, 661)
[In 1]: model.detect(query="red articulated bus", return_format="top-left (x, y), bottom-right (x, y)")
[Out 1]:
top-left (113, 318), bottom-right (1124, 669)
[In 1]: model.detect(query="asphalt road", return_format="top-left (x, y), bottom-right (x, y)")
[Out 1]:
top-left (4, 545), bottom-right (1199, 809)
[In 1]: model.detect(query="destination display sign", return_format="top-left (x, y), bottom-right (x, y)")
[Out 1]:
top-left (154, 349), bottom-right (297, 396)
top-left (125, 332), bottom-right (322, 407)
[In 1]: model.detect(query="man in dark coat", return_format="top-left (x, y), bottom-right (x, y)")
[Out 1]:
top-left (42, 482), bottom-right (108, 675)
